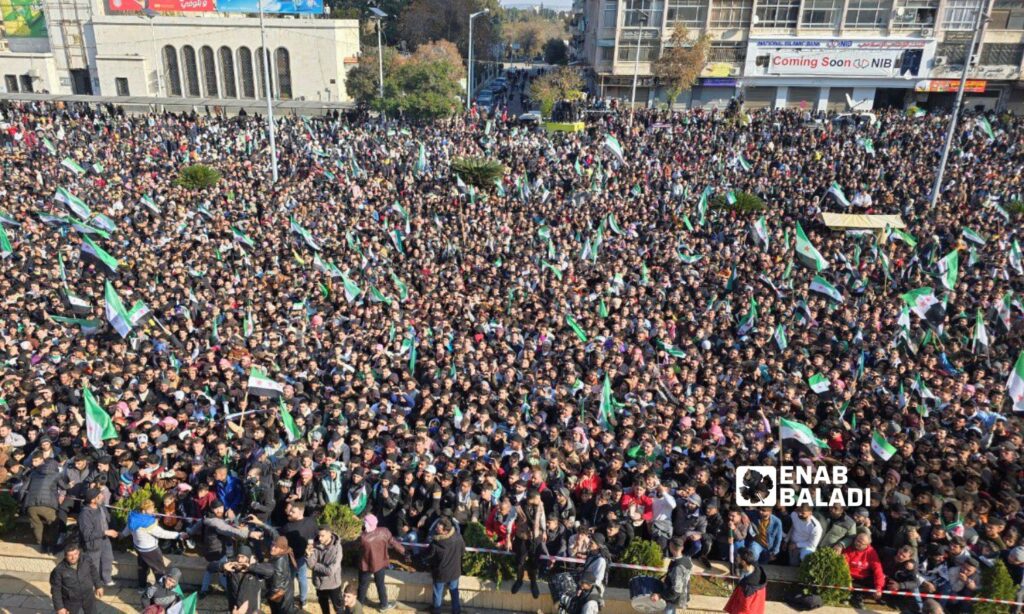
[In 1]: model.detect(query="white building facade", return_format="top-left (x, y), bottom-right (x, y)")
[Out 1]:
top-left (0, 0), bottom-right (361, 103)
top-left (576, 0), bottom-right (1024, 112)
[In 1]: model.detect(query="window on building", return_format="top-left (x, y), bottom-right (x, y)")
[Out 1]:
top-left (617, 28), bottom-right (661, 61)
top-left (238, 47), bottom-right (255, 98)
top-left (755, 0), bottom-right (800, 28)
top-left (18, 75), bottom-right (33, 93)
top-left (255, 47), bottom-right (274, 97)
top-left (623, 0), bottom-right (663, 28)
top-left (275, 48), bottom-right (292, 100)
top-left (891, 0), bottom-right (937, 29)
top-left (845, 0), bottom-right (889, 28)
top-left (115, 77), bottom-right (129, 96)
top-left (801, 0), bottom-right (841, 27)
top-left (666, 0), bottom-right (706, 27)
top-left (163, 45), bottom-right (182, 97)
top-left (219, 47), bottom-right (237, 98)
top-left (990, 0), bottom-right (1024, 30)
top-left (980, 42), bottom-right (1024, 66)
top-left (181, 45), bottom-right (200, 97)
top-left (601, 0), bottom-right (618, 28)
top-left (708, 42), bottom-right (745, 63)
top-left (941, 0), bottom-right (982, 30)
top-left (935, 42), bottom-right (969, 65)
top-left (599, 46), bottom-right (614, 61)
top-left (710, 0), bottom-right (753, 28)
top-left (4, 75), bottom-right (17, 92)
top-left (200, 46), bottom-right (218, 98)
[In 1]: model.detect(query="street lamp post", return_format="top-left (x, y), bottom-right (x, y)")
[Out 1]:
top-left (370, 7), bottom-right (388, 99)
top-left (627, 0), bottom-right (650, 130)
top-left (141, 9), bottom-right (164, 98)
top-left (929, 3), bottom-right (988, 208)
top-left (257, 1), bottom-right (279, 183)
top-left (467, 8), bottom-right (490, 111)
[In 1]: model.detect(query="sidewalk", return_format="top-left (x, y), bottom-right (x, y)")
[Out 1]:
top-left (0, 541), bottom-right (881, 614)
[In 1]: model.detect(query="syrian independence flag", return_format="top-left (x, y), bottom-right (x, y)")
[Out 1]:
top-left (795, 222), bottom-right (828, 271)
top-left (962, 227), bottom-right (987, 246)
top-left (167, 592), bottom-right (198, 614)
top-left (598, 374), bottom-right (622, 430)
top-left (289, 217), bottom-right (321, 251)
top-left (604, 134), bottom-right (625, 164)
top-left (81, 235), bottom-right (119, 275)
top-left (995, 292), bottom-right (1013, 334)
top-left (810, 275), bottom-right (844, 303)
top-left (913, 374), bottom-right (939, 405)
top-left (972, 309), bottom-right (989, 355)
top-left (61, 157), bottom-right (87, 175)
top-left (939, 250), bottom-right (959, 291)
top-left (751, 216), bottom-right (769, 249)
top-left (871, 431), bottom-right (897, 461)
top-left (55, 187), bottom-right (90, 220)
top-left (127, 301), bottom-right (152, 327)
top-left (565, 314), bottom-right (588, 342)
top-left (808, 373), bottom-right (831, 394)
top-left (889, 227), bottom-right (918, 248)
top-left (140, 195), bottom-right (161, 214)
top-left (84, 387), bottom-right (118, 449)
top-left (736, 155), bottom-right (752, 172)
top-left (91, 214), bottom-right (117, 234)
top-left (977, 116), bottom-right (995, 140)
top-left (231, 226), bottom-right (255, 249)
top-left (313, 254), bottom-right (343, 278)
top-left (0, 224), bottom-right (11, 259)
top-left (342, 273), bottom-right (362, 303)
top-left (774, 324), bottom-right (788, 350)
top-left (780, 418), bottom-right (827, 458)
top-left (737, 297), bottom-right (759, 336)
top-left (1009, 240), bottom-right (1022, 276)
top-left (104, 281), bottom-right (133, 338)
top-left (415, 142), bottom-right (427, 174)
top-left (827, 182), bottom-right (851, 207)
top-left (49, 314), bottom-right (102, 336)
top-left (0, 211), bottom-right (20, 227)
top-left (65, 291), bottom-right (93, 314)
top-left (901, 287), bottom-right (946, 327)
top-left (278, 397), bottom-right (302, 442)
top-left (1008, 350), bottom-right (1024, 413)
top-left (248, 367), bottom-right (284, 398)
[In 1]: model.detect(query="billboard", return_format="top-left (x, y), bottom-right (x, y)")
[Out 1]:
top-left (216, 0), bottom-right (322, 14)
top-left (745, 38), bottom-right (936, 80)
top-left (108, 0), bottom-right (215, 11)
top-left (1, 0), bottom-right (47, 38)
top-left (915, 79), bottom-right (986, 93)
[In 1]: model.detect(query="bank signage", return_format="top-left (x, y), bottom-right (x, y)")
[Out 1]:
top-left (745, 37), bottom-right (936, 79)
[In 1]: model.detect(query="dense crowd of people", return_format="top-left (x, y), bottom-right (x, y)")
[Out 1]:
top-left (0, 92), bottom-right (1022, 614)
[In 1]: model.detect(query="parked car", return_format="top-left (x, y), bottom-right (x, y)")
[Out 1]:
top-left (518, 110), bottom-right (542, 124)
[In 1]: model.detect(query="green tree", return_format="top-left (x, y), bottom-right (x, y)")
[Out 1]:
top-left (376, 49), bottom-right (464, 119)
top-left (975, 560), bottom-right (1017, 614)
top-left (503, 16), bottom-right (565, 59)
top-left (543, 37), bottom-right (568, 65)
top-left (798, 547), bottom-right (852, 606)
top-left (397, 0), bottom-right (502, 62)
top-left (528, 66), bottom-right (583, 117)
top-left (345, 46), bottom-right (402, 107)
top-left (329, 0), bottom-right (409, 42)
top-left (653, 24), bottom-right (710, 108)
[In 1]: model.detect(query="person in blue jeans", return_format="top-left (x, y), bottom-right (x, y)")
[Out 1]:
top-left (745, 508), bottom-right (783, 564)
top-left (427, 518), bottom-right (466, 614)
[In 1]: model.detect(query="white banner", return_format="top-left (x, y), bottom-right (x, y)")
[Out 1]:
top-left (766, 49), bottom-right (914, 77)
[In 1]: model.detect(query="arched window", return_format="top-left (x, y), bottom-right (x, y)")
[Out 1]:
top-left (219, 46), bottom-right (237, 98)
top-left (162, 45), bottom-right (182, 96)
top-left (275, 47), bottom-right (292, 100)
top-left (200, 46), bottom-right (218, 97)
top-left (237, 47), bottom-right (255, 98)
top-left (255, 47), bottom-right (273, 98)
top-left (181, 45), bottom-right (200, 97)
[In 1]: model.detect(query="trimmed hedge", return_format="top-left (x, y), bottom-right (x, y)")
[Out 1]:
top-left (798, 547), bottom-right (851, 606)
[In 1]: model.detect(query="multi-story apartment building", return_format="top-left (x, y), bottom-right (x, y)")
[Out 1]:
top-left (577, 0), bottom-right (1024, 112)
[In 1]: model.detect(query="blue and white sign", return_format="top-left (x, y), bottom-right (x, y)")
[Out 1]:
top-left (216, 0), bottom-right (322, 14)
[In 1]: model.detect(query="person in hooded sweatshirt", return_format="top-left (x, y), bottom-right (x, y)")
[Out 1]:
top-left (222, 544), bottom-right (265, 614)
top-left (143, 567), bottom-right (183, 611)
top-left (427, 517), bottom-right (465, 614)
top-left (656, 537), bottom-right (693, 614)
top-left (122, 499), bottom-right (187, 588)
top-left (724, 547), bottom-right (768, 614)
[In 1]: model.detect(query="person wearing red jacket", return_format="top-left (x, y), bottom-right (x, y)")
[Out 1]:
top-left (841, 532), bottom-right (885, 608)
top-left (725, 548), bottom-right (767, 614)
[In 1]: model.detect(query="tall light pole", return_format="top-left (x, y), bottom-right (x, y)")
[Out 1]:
top-left (257, 1), bottom-right (278, 183)
top-left (467, 8), bottom-right (489, 111)
top-left (369, 7), bottom-right (387, 99)
top-left (627, 0), bottom-right (650, 129)
top-left (929, 3), bottom-right (988, 207)
top-left (141, 8), bottom-right (164, 98)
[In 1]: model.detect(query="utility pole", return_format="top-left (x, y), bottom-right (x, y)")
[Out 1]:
top-left (258, 2), bottom-right (279, 183)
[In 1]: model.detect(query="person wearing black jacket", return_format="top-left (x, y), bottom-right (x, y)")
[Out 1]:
top-left (77, 488), bottom-right (116, 586)
top-left (23, 455), bottom-right (61, 552)
top-left (427, 518), bottom-right (465, 614)
top-left (222, 545), bottom-right (265, 614)
top-left (249, 535), bottom-right (297, 614)
top-left (50, 542), bottom-right (102, 614)
top-left (243, 466), bottom-right (275, 522)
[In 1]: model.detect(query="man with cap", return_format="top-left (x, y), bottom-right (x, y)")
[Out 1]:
top-left (358, 513), bottom-right (406, 611)
top-left (248, 535), bottom-right (297, 614)
top-left (222, 544), bottom-right (265, 614)
top-left (564, 569), bottom-right (603, 614)
top-left (76, 487), bottom-right (117, 587)
top-left (143, 567), bottom-right (183, 611)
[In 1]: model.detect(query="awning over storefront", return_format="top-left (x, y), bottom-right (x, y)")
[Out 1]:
top-left (821, 212), bottom-right (906, 230)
